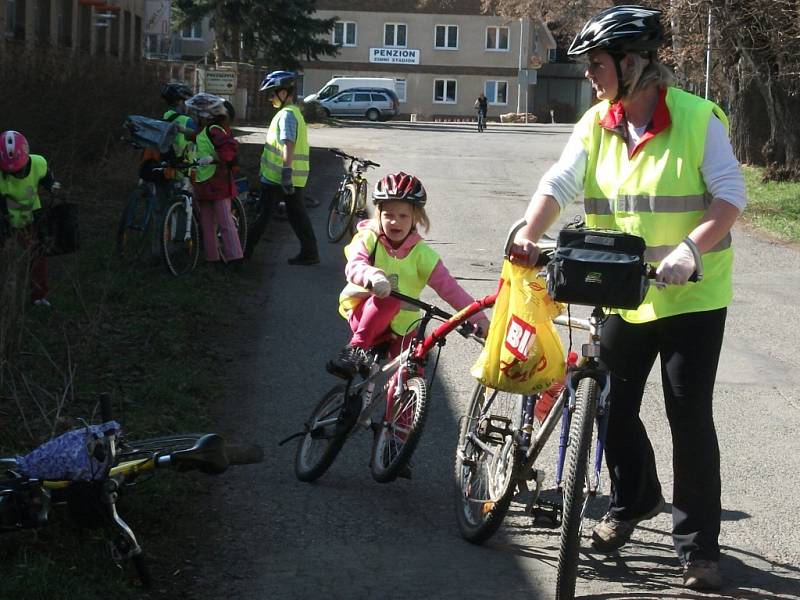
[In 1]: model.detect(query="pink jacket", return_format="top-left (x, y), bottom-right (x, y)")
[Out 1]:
top-left (345, 220), bottom-right (489, 328)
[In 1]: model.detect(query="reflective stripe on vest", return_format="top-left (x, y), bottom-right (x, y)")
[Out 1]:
top-left (260, 105), bottom-right (310, 187)
top-left (338, 229), bottom-right (440, 335)
top-left (0, 155), bottom-right (47, 228)
top-left (194, 125), bottom-right (225, 183)
top-left (577, 86), bottom-right (734, 323)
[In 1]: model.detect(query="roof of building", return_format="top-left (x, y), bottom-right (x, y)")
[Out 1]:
top-left (315, 0), bottom-right (485, 15)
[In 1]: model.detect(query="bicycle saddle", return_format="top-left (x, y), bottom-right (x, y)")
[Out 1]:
top-left (167, 434), bottom-right (228, 474)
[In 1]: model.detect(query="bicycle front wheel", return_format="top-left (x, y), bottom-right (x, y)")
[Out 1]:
top-left (117, 184), bottom-right (154, 261)
top-left (370, 376), bottom-right (428, 483)
top-left (556, 377), bottom-right (599, 600)
top-left (454, 383), bottom-right (520, 543)
top-left (162, 200), bottom-right (200, 276)
top-left (295, 384), bottom-right (357, 482)
top-left (326, 184), bottom-right (357, 243)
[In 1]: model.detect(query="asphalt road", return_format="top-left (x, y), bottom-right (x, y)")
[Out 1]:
top-left (181, 120), bottom-right (800, 600)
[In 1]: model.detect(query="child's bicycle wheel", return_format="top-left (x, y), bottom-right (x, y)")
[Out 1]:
top-left (116, 184), bottom-right (155, 261)
top-left (295, 384), bottom-right (359, 482)
top-left (370, 376), bottom-right (428, 483)
top-left (161, 199), bottom-right (200, 276)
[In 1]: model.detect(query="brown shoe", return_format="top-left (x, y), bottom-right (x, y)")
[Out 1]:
top-left (591, 495), bottom-right (665, 552)
top-left (683, 560), bottom-right (722, 590)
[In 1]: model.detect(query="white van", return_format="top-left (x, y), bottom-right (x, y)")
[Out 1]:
top-left (304, 77), bottom-right (396, 103)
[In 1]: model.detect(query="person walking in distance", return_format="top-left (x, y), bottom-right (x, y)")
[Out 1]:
top-left (245, 71), bottom-right (319, 265)
top-left (474, 92), bottom-right (488, 130)
top-left (508, 5), bottom-right (746, 591)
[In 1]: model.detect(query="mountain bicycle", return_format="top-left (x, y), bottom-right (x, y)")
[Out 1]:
top-left (477, 109), bottom-right (487, 133)
top-left (453, 221), bottom-right (694, 600)
top-left (326, 148), bottom-right (380, 243)
top-left (286, 290), bottom-right (488, 484)
top-left (0, 394), bottom-right (263, 588)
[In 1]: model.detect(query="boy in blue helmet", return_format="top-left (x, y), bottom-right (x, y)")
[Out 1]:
top-left (245, 71), bottom-right (319, 265)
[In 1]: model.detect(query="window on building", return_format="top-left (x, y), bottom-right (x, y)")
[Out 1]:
top-left (548, 47), bottom-right (557, 62)
top-left (182, 21), bottom-right (202, 40)
top-left (486, 26), bottom-right (509, 51)
top-left (333, 21), bottom-right (356, 47)
top-left (433, 79), bottom-right (457, 104)
top-left (434, 24), bottom-right (458, 49)
top-left (484, 80), bottom-right (508, 104)
top-left (395, 78), bottom-right (407, 102)
top-left (384, 23), bottom-right (407, 47)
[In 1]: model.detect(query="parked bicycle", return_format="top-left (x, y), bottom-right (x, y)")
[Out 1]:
top-left (326, 148), bottom-right (380, 243)
top-left (453, 220), bottom-right (694, 599)
top-left (0, 394), bottom-right (263, 588)
top-left (286, 289), bottom-right (487, 484)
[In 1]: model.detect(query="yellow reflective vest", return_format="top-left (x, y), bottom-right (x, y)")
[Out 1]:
top-left (576, 86), bottom-right (734, 323)
top-left (260, 104), bottom-right (310, 188)
top-left (194, 124), bottom-right (225, 183)
top-left (0, 155), bottom-right (47, 228)
top-left (339, 229), bottom-right (440, 335)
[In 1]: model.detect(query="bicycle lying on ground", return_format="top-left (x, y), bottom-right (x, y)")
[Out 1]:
top-left (326, 148), bottom-right (380, 243)
top-left (0, 394), bottom-right (263, 588)
top-left (285, 290), bottom-right (487, 484)
top-left (453, 220), bottom-right (694, 600)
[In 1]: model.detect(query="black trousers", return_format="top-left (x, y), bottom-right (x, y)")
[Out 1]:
top-left (600, 308), bottom-right (727, 564)
top-left (246, 183), bottom-right (317, 259)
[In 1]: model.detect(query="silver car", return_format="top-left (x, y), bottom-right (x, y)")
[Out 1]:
top-left (318, 88), bottom-right (400, 121)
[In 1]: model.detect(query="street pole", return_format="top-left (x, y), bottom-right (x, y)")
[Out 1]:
top-left (517, 18), bottom-right (523, 114)
top-left (704, 6), bottom-right (712, 99)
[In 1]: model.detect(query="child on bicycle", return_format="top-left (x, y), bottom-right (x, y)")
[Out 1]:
top-left (327, 171), bottom-right (490, 378)
top-left (0, 130), bottom-right (60, 307)
top-left (184, 93), bottom-right (243, 265)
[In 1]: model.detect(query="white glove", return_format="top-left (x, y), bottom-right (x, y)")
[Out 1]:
top-left (655, 241), bottom-right (696, 285)
top-left (196, 156), bottom-right (214, 166)
top-left (370, 272), bottom-right (392, 298)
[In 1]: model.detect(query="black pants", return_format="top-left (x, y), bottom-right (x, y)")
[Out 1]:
top-left (246, 183), bottom-right (317, 259)
top-left (600, 308), bottom-right (727, 564)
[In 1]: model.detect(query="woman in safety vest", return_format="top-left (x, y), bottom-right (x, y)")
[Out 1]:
top-left (245, 70), bottom-right (318, 265)
top-left (508, 5), bottom-right (745, 591)
top-left (0, 130), bottom-right (60, 307)
top-left (184, 93), bottom-right (243, 265)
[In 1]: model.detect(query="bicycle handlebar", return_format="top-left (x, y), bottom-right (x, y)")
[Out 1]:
top-left (329, 148), bottom-right (380, 169)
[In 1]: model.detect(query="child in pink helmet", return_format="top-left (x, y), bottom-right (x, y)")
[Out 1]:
top-left (0, 131), bottom-right (60, 306)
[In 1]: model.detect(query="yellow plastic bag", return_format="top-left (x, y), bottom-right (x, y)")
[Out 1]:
top-left (471, 259), bottom-right (566, 394)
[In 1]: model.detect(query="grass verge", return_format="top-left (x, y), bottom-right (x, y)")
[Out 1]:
top-left (742, 165), bottom-right (800, 243)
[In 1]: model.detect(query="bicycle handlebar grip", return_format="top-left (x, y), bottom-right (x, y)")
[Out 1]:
top-left (225, 444), bottom-right (265, 465)
top-left (99, 393), bottom-right (113, 423)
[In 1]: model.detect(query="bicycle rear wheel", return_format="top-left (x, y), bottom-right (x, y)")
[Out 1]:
top-left (454, 383), bottom-right (520, 543)
top-left (556, 377), bottom-right (599, 600)
top-left (229, 194), bottom-right (248, 254)
top-left (326, 184), bottom-right (357, 243)
top-left (351, 181), bottom-right (368, 236)
top-left (370, 376), bottom-right (428, 483)
top-left (117, 184), bottom-right (154, 261)
top-left (162, 200), bottom-right (200, 276)
top-left (295, 384), bottom-right (357, 482)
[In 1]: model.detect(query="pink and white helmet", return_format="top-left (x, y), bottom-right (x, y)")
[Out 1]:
top-left (0, 130), bottom-right (30, 173)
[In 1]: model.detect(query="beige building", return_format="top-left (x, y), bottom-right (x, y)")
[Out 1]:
top-left (305, 0), bottom-right (556, 120)
top-left (2, 0), bottom-right (145, 59)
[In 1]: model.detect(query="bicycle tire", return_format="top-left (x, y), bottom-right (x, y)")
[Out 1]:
top-left (555, 377), bottom-right (599, 600)
top-left (294, 384), bottom-right (356, 482)
top-left (162, 199), bottom-right (200, 276)
top-left (453, 383), bottom-right (520, 543)
top-left (116, 184), bottom-right (154, 261)
top-left (229, 194), bottom-right (248, 255)
top-left (350, 181), bottom-right (368, 236)
top-left (326, 183), bottom-right (357, 243)
top-left (370, 376), bottom-right (428, 483)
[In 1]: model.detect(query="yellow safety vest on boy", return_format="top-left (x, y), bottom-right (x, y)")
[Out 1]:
top-left (576, 86), bottom-right (734, 323)
top-left (194, 125), bottom-right (225, 183)
top-left (339, 229), bottom-right (440, 335)
top-left (259, 104), bottom-right (310, 188)
top-left (0, 154), bottom-right (47, 228)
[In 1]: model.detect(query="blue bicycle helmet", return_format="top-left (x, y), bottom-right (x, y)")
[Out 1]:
top-left (259, 70), bottom-right (298, 93)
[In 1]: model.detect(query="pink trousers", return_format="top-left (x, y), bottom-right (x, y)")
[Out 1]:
top-left (196, 197), bottom-right (243, 262)
top-left (348, 295), bottom-right (415, 358)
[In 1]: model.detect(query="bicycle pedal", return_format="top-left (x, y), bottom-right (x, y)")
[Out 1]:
top-left (531, 500), bottom-right (562, 528)
top-left (479, 415), bottom-right (513, 443)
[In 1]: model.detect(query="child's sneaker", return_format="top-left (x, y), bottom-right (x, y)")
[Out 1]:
top-left (326, 344), bottom-right (368, 379)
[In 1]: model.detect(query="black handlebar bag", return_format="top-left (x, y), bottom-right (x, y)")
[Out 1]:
top-left (546, 228), bottom-right (649, 309)
top-left (33, 200), bottom-right (80, 257)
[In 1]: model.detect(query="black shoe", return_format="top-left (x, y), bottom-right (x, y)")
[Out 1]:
top-left (326, 344), bottom-right (368, 379)
top-left (288, 253), bottom-right (320, 266)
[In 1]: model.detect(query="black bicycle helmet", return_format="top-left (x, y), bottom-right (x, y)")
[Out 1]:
top-left (567, 5), bottom-right (664, 57)
top-left (161, 82), bottom-right (193, 104)
top-left (372, 172), bottom-right (427, 207)
top-left (259, 70), bottom-right (298, 93)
